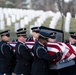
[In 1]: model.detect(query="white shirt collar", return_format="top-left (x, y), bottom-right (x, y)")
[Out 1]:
top-left (33, 37), bottom-right (36, 41)
top-left (18, 40), bottom-right (25, 45)
top-left (38, 41), bottom-right (45, 47)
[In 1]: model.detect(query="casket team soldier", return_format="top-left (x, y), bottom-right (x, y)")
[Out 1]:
top-left (12, 28), bottom-right (28, 42)
top-left (48, 32), bottom-right (60, 75)
top-left (28, 26), bottom-right (40, 42)
top-left (48, 32), bottom-right (56, 43)
top-left (14, 28), bottom-right (33, 75)
top-left (31, 31), bottom-right (62, 75)
top-left (69, 32), bottom-right (76, 75)
top-left (0, 30), bottom-right (14, 75)
top-left (68, 32), bottom-right (76, 75)
top-left (60, 32), bottom-right (76, 75)
top-left (69, 32), bottom-right (76, 46)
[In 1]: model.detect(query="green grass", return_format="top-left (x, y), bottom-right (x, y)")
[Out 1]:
top-left (52, 17), bottom-right (76, 40)
top-left (25, 17), bottom-right (38, 36)
top-left (70, 18), bottom-right (76, 31)
top-left (42, 17), bottom-right (52, 27)
top-left (55, 18), bottom-right (64, 30)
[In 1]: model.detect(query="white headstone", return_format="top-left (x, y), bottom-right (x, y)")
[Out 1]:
top-left (49, 12), bottom-right (61, 29)
top-left (5, 13), bottom-right (9, 19)
top-left (20, 19), bottom-right (25, 28)
top-left (16, 14), bottom-right (20, 21)
top-left (24, 17), bottom-right (29, 25)
top-left (0, 20), bottom-right (5, 30)
top-left (30, 25), bottom-right (34, 34)
top-left (75, 14), bottom-right (76, 19)
top-left (11, 15), bottom-right (16, 23)
top-left (0, 8), bottom-right (3, 14)
top-left (6, 17), bottom-right (11, 26)
top-left (0, 13), bottom-right (4, 21)
top-left (19, 10), bottom-right (24, 18)
top-left (14, 23), bottom-right (20, 32)
top-left (64, 12), bottom-right (71, 32)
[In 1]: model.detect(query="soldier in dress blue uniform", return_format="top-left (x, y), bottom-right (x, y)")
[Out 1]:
top-left (48, 32), bottom-right (59, 75)
top-left (69, 32), bottom-right (76, 46)
top-left (48, 32), bottom-right (56, 43)
top-left (14, 28), bottom-right (33, 75)
top-left (28, 27), bottom-right (40, 42)
top-left (12, 28), bottom-right (28, 42)
top-left (60, 32), bottom-right (76, 75)
top-left (31, 31), bottom-right (62, 75)
top-left (0, 30), bottom-right (14, 75)
top-left (67, 32), bottom-right (76, 75)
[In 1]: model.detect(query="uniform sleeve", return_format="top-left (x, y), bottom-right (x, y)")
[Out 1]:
top-left (38, 48), bottom-right (61, 61)
top-left (19, 45), bottom-right (32, 61)
top-left (2, 45), bottom-right (13, 61)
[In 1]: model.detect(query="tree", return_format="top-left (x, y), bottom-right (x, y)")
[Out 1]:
top-left (31, 0), bottom-right (58, 11)
top-left (5, 1), bottom-right (15, 8)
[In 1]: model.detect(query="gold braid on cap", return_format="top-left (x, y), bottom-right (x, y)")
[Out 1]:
top-left (0, 33), bottom-right (9, 35)
top-left (33, 29), bottom-right (39, 31)
top-left (18, 30), bottom-right (26, 32)
top-left (17, 34), bottom-right (26, 36)
top-left (40, 34), bottom-right (48, 38)
top-left (74, 33), bottom-right (76, 35)
top-left (71, 33), bottom-right (76, 36)
top-left (50, 33), bottom-right (55, 36)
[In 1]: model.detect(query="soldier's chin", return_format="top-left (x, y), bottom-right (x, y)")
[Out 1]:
top-left (7, 40), bottom-right (9, 42)
top-left (44, 43), bottom-right (47, 45)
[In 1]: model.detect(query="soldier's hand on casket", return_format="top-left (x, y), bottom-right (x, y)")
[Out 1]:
top-left (52, 52), bottom-right (62, 62)
top-left (66, 52), bottom-right (71, 57)
top-left (59, 50), bottom-right (63, 55)
top-left (56, 52), bottom-right (62, 58)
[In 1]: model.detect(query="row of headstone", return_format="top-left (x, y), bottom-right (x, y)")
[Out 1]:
top-left (34, 11), bottom-right (55, 27)
top-left (0, 21), bottom-right (5, 30)
top-left (0, 7), bottom-right (47, 28)
top-left (14, 23), bottom-right (20, 32)
top-left (0, 8), bottom-right (38, 31)
top-left (64, 12), bottom-right (71, 32)
top-left (49, 12), bottom-right (61, 29)
top-left (33, 11), bottom-right (72, 33)
top-left (6, 17), bottom-right (12, 26)
top-left (0, 14), bottom-right (4, 21)
top-left (0, 7), bottom-right (73, 32)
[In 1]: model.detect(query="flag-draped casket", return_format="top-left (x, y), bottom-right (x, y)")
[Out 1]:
top-left (9, 42), bottom-right (76, 62)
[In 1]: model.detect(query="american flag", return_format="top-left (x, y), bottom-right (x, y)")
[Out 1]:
top-left (9, 42), bottom-right (76, 62)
